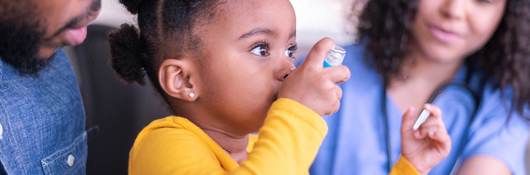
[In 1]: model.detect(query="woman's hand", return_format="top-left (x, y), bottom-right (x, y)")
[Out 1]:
top-left (278, 38), bottom-right (351, 116)
top-left (400, 104), bottom-right (452, 174)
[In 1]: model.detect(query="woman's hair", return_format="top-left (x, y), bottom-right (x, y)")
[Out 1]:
top-left (355, 0), bottom-right (530, 117)
top-left (108, 0), bottom-right (220, 92)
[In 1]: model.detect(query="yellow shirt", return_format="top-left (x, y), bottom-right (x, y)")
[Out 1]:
top-left (129, 98), bottom-right (419, 175)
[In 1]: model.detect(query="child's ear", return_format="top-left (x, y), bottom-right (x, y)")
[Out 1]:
top-left (158, 58), bottom-right (198, 102)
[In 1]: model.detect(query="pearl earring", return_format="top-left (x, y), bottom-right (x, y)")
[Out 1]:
top-left (189, 92), bottom-right (196, 98)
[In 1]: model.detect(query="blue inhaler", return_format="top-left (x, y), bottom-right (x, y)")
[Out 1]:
top-left (323, 46), bottom-right (346, 68)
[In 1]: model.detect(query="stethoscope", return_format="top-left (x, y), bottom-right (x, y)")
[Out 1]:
top-left (380, 66), bottom-right (484, 173)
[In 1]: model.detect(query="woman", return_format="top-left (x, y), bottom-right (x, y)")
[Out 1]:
top-left (311, 0), bottom-right (530, 174)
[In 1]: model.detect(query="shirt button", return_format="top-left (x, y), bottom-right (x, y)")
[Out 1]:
top-left (66, 154), bottom-right (75, 167)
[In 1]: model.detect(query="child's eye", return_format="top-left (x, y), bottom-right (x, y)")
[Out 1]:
top-left (285, 44), bottom-right (298, 59)
top-left (250, 43), bottom-right (270, 57)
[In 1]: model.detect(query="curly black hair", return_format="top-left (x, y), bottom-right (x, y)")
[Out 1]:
top-left (355, 0), bottom-right (530, 117)
top-left (109, 0), bottom-right (221, 92)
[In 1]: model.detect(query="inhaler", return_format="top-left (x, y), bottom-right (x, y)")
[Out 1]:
top-left (323, 46), bottom-right (346, 68)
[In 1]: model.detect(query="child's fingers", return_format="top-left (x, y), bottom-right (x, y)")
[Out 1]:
top-left (433, 128), bottom-right (451, 148)
top-left (335, 86), bottom-right (343, 100)
top-left (414, 117), bottom-right (452, 151)
top-left (417, 104), bottom-right (446, 132)
top-left (301, 38), bottom-right (335, 70)
top-left (423, 124), bottom-right (452, 153)
top-left (414, 115), bottom-right (443, 139)
top-left (321, 86), bottom-right (343, 116)
top-left (401, 107), bottom-right (417, 133)
top-left (422, 110), bottom-right (445, 128)
top-left (333, 86), bottom-right (344, 110)
top-left (323, 65), bottom-right (351, 84)
top-left (415, 124), bottom-right (442, 141)
top-left (414, 130), bottom-right (425, 139)
top-left (424, 104), bottom-right (442, 119)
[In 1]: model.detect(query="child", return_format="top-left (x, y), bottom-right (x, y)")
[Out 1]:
top-left (109, 0), bottom-right (451, 174)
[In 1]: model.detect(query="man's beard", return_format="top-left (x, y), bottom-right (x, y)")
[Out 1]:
top-left (0, 17), bottom-right (52, 75)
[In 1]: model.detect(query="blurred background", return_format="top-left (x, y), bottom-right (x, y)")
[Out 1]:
top-left (63, 0), bottom-right (530, 174)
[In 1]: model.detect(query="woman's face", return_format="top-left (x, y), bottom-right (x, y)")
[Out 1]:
top-left (411, 0), bottom-right (506, 63)
top-left (193, 0), bottom-right (297, 135)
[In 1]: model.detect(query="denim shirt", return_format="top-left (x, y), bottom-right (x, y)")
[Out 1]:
top-left (0, 50), bottom-right (87, 174)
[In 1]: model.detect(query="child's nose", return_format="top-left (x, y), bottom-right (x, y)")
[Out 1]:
top-left (274, 57), bottom-right (295, 81)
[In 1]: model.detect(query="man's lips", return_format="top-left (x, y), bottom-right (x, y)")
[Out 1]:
top-left (64, 26), bottom-right (88, 46)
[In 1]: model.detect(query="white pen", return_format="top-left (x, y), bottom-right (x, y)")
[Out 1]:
top-left (413, 108), bottom-right (431, 130)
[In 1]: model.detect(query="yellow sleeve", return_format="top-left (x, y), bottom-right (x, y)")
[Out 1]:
top-left (389, 156), bottom-right (421, 175)
top-left (129, 98), bottom-right (327, 175)
top-left (232, 98), bottom-right (327, 174)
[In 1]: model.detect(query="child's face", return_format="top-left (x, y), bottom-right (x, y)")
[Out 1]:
top-left (193, 0), bottom-right (297, 134)
top-left (411, 0), bottom-right (506, 62)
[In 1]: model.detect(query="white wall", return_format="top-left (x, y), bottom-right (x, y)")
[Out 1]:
top-left (91, 0), bottom-right (134, 27)
top-left (291, 0), bottom-right (354, 51)
top-left (92, 0), bottom-right (354, 52)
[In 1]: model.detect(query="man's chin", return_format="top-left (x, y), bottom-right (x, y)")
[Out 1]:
top-left (1, 50), bottom-right (55, 76)
top-left (37, 45), bottom-right (61, 59)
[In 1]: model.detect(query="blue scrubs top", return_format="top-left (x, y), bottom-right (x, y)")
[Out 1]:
top-left (311, 43), bottom-right (529, 175)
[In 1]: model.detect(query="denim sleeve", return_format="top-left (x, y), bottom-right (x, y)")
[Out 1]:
top-left (461, 90), bottom-right (529, 175)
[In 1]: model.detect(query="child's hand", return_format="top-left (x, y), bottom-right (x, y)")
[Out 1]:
top-left (278, 38), bottom-right (351, 116)
top-left (400, 104), bottom-right (452, 175)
